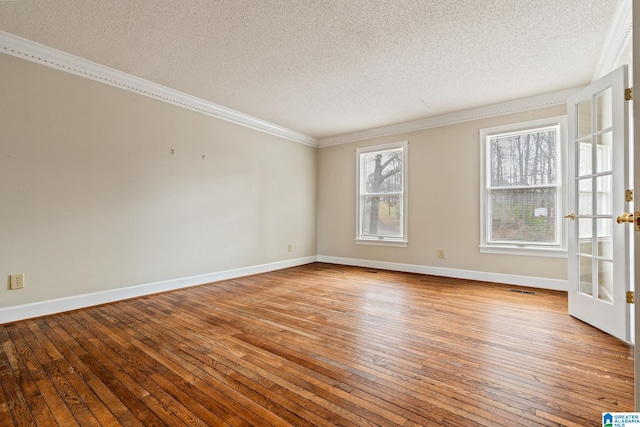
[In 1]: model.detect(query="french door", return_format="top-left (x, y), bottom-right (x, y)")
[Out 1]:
top-left (566, 65), bottom-right (630, 342)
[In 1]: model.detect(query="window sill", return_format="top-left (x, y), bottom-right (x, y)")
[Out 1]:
top-left (356, 238), bottom-right (408, 247)
top-left (480, 245), bottom-right (567, 258)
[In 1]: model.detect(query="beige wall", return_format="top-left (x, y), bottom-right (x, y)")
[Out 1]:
top-left (0, 49), bottom-right (570, 312)
top-left (317, 105), bottom-right (568, 281)
top-left (0, 54), bottom-right (317, 308)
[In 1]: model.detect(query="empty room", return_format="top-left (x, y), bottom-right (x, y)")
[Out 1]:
top-left (1, 1), bottom-right (638, 426)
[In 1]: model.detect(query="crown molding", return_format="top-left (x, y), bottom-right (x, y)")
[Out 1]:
top-left (1, 27), bottom-right (611, 150)
top-left (592, 0), bottom-right (632, 82)
top-left (0, 31), bottom-right (318, 147)
top-left (318, 87), bottom-right (580, 147)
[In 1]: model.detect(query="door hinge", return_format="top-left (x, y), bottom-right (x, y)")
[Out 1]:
top-left (626, 189), bottom-right (634, 202)
top-left (627, 291), bottom-right (635, 304)
top-left (625, 87), bottom-right (633, 101)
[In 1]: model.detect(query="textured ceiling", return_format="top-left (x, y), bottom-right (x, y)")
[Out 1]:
top-left (0, 0), bottom-right (619, 140)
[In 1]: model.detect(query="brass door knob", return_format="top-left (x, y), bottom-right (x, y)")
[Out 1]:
top-left (617, 213), bottom-right (635, 224)
top-left (564, 213), bottom-right (575, 220)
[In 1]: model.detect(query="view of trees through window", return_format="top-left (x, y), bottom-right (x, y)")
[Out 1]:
top-left (489, 127), bottom-right (558, 244)
top-left (360, 148), bottom-right (403, 238)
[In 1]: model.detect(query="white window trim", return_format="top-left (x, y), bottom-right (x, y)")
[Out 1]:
top-left (479, 116), bottom-right (568, 257)
top-left (355, 141), bottom-right (408, 247)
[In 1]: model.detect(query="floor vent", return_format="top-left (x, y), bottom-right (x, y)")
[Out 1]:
top-left (509, 289), bottom-right (537, 295)
top-left (366, 270), bottom-right (378, 274)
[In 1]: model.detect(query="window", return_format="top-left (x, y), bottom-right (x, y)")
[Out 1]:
top-left (356, 141), bottom-right (408, 246)
top-left (480, 117), bottom-right (566, 256)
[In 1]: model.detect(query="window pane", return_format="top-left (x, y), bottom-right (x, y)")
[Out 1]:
top-left (490, 128), bottom-right (556, 187)
top-left (361, 195), bottom-right (402, 237)
top-left (489, 188), bottom-right (556, 244)
top-left (362, 149), bottom-right (403, 194)
top-left (482, 119), bottom-right (563, 252)
top-left (357, 142), bottom-right (407, 242)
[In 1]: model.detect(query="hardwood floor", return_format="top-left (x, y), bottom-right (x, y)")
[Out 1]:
top-left (0, 263), bottom-right (633, 426)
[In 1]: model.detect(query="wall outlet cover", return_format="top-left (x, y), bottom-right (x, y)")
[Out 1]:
top-left (10, 273), bottom-right (24, 290)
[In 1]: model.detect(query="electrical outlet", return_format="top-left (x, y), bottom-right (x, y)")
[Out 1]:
top-left (288, 244), bottom-right (292, 252)
top-left (437, 249), bottom-right (445, 259)
top-left (10, 273), bottom-right (24, 290)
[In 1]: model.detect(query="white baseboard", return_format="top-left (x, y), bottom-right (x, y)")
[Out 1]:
top-left (0, 255), bottom-right (567, 324)
top-left (0, 256), bottom-right (317, 325)
top-left (317, 256), bottom-right (567, 291)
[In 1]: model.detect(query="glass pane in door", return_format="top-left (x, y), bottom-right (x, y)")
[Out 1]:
top-left (595, 175), bottom-right (612, 215)
top-left (596, 87), bottom-right (612, 131)
top-left (578, 178), bottom-right (592, 215)
top-left (578, 141), bottom-right (592, 176)
top-left (596, 132), bottom-right (613, 173)
top-left (597, 260), bottom-right (613, 303)
top-left (577, 99), bottom-right (592, 138)
top-left (597, 218), bottom-right (613, 258)
top-left (579, 256), bottom-right (593, 296)
top-left (577, 217), bottom-right (592, 255)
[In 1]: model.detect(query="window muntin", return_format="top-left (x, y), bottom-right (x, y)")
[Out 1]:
top-left (356, 142), bottom-right (407, 245)
top-left (480, 117), bottom-right (566, 255)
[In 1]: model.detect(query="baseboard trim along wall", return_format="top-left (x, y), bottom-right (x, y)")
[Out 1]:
top-left (0, 256), bottom-right (317, 325)
top-left (0, 255), bottom-right (567, 325)
top-left (316, 256), bottom-right (568, 292)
